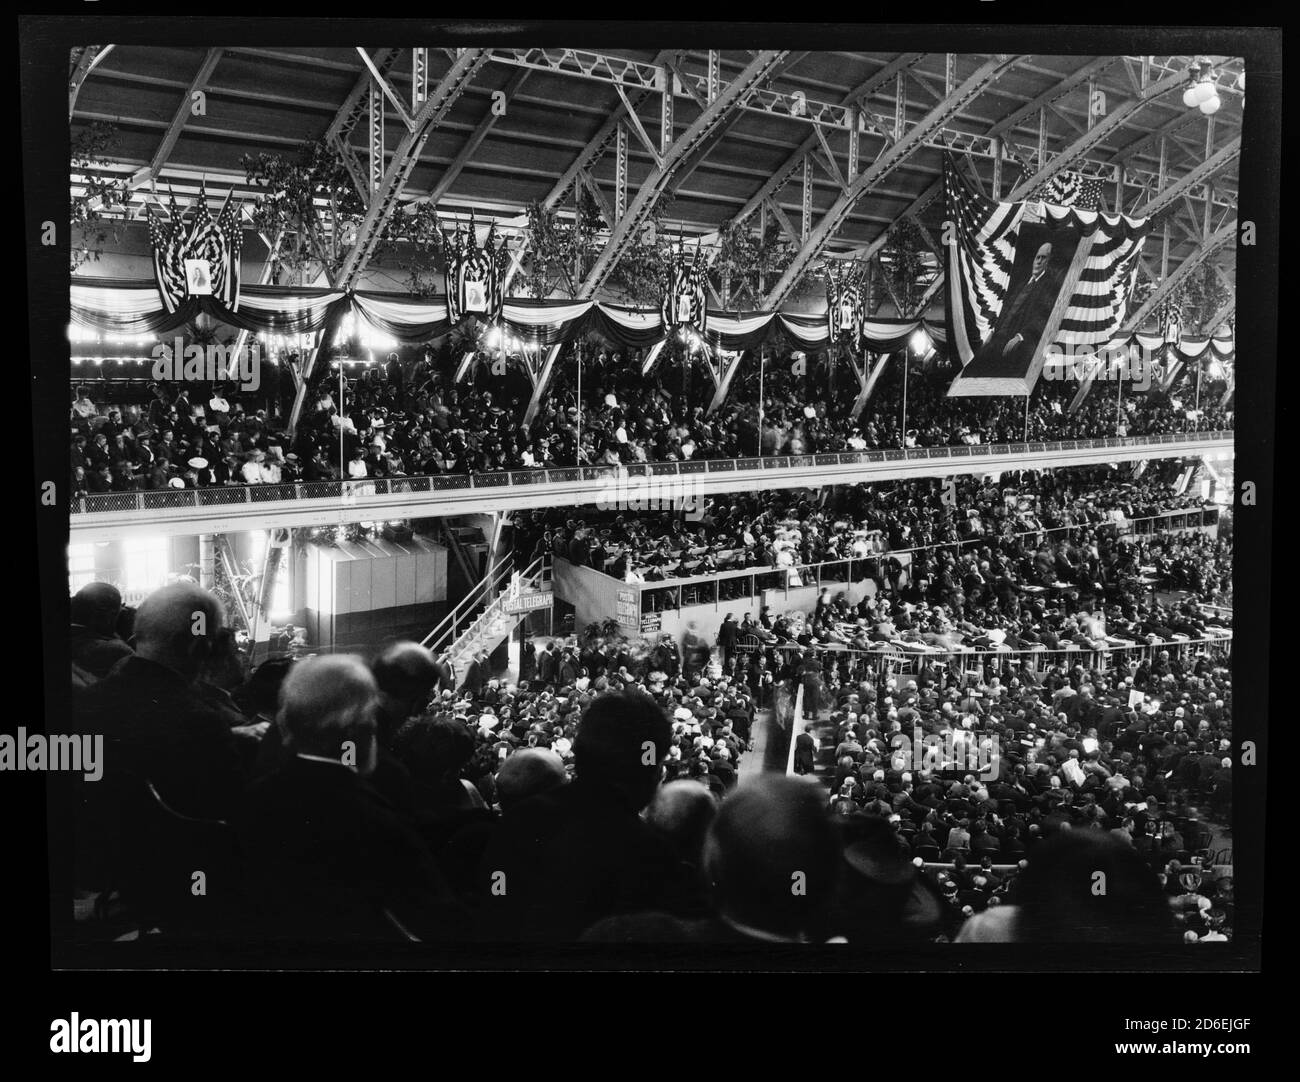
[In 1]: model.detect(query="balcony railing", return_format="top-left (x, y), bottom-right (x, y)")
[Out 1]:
top-left (737, 632), bottom-right (1233, 678)
top-left (615, 504), bottom-right (1223, 612)
top-left (70, 429), bottom-right (1233, 517)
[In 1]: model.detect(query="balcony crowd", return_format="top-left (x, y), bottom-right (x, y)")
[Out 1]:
top-left (69, 346), bottom-right (1231, 495)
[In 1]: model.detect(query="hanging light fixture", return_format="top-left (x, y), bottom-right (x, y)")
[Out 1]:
top-left (1184, 57), bottom-right (1221, 113)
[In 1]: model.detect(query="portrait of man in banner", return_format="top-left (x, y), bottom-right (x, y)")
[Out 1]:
top-left (464, 277), bottom-right (488, 313)
top-left (184, 258), bottom-right (214, 296)
top-left (967, 221), bottom-right (1074, 379)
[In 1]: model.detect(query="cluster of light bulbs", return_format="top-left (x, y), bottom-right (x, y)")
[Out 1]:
top-left (333, 311), bottom-right (399, 350)
top-left (483, 325), bottom-right (529, 353)
top-left (1182, 59), bottom-right (1234, 115)
top-left (676, 326), bottom-right (706, 353)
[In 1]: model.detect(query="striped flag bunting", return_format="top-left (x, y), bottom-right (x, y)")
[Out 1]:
top-left (943, 152), bottom-right (1152, 395)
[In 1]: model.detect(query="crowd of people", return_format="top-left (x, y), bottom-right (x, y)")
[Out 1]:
top-left (519, 467), bottom-right (1222, 587)
top-left (69, 345), bottom-right (1232, 494)
top-left (68, 467), bottom-right (1232, 945)
top-left (774, 631), bottom-right (1234, 945)
top-left (70, 580), bottom-right (761, 944)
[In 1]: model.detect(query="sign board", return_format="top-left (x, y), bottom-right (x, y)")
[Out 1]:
top-left (615, 588), bottom-right (639, 629)
top-left (640, 611), bottom-right (662, 635)
top-left (504, 590), bottom-right (553, 615)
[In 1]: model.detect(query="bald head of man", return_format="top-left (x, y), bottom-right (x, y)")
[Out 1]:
top-left (645, 780), bottom-right (717, 865)
top-left (373, 641), bottom-right (439, 703)
top-left (278, 654), bottom-right (379, 773)
top-left (495, 748), bottom-right (567, 811)
top-left (1032, 241), bottom-right (1053, 273)
top-left (132, 582), bottom-right (225, 680)
top-left (372, 640), bottom-right (441, 739)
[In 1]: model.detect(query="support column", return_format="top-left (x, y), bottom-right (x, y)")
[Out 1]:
top-left (250, 528), bottom-right (289, 668)
top-left (286, 302), bottom-right (349, 437)
top-left (522, 342), bottom-right (565, 431)
top-left (660, 64), bottom-right (674, 157)
top-left (199, 534), bottom-right (216, 590)
top-left (705, 351), bottom-right (745, 414)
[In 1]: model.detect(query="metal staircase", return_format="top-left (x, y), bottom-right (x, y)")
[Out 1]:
top-left (422, 555), bottom-right (550, 689)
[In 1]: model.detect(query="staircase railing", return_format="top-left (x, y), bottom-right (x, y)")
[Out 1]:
top-left (421, 556), bottom-right (516, 656)
top-left (422, 554), bottom-right (549, 660)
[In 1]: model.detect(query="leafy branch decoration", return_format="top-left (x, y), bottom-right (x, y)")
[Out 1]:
top-left (70, 122), bottom-right (129, 273)
top-left (521, 188), bottom-right (605, 300)
top-left (243, 139), bottom-right (447, 290)
top-left (714, 216), bottom-right (797, 310)
top-left (879, 217), bottom-right (927, 315)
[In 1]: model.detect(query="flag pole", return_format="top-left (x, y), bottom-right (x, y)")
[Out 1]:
top-left (901, 351), bottom-right (909, 448)
top-left (785, 684), bottom-right (805, 777)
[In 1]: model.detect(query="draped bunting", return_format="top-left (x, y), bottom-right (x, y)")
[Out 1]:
top-left (72, 279), bottom-right (347, 338)
top-left (1048, 331), bottom-right (1237, 374)
top-left (72, 275), bottom-right (1232, 438)
top-left (220, 285), bottom-right (348, 337)
top-left (498, 298), bottom-right (594, 350)
top-left (71, 282), bottom-right (200, 336)
top-left (70, 279), bottom-right (1230, 372)
top-left (1057, 327), bottom-right (1235, 413)
top-left (1132, 331), bottom-right (1235, 362)
top-left (69, 280), bottom-right (954, 357)
top-left (590, 303), bottom-right (666, 351)
top-left (351, 293), bottom-right (449, 342)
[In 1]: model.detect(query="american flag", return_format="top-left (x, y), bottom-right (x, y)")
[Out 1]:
top-left (1034, 171), bottom-right (1105, 211)
top-left (661, 246), bottom-right (708, 336)
top-left (943, 152), bottom-right (1151, 369)
top-left (149, 192), bottom-right (188, 313)
top-left (212, 193), bottom-right (243, 309)
top-left (148, 186), bottom-right (242, 311)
